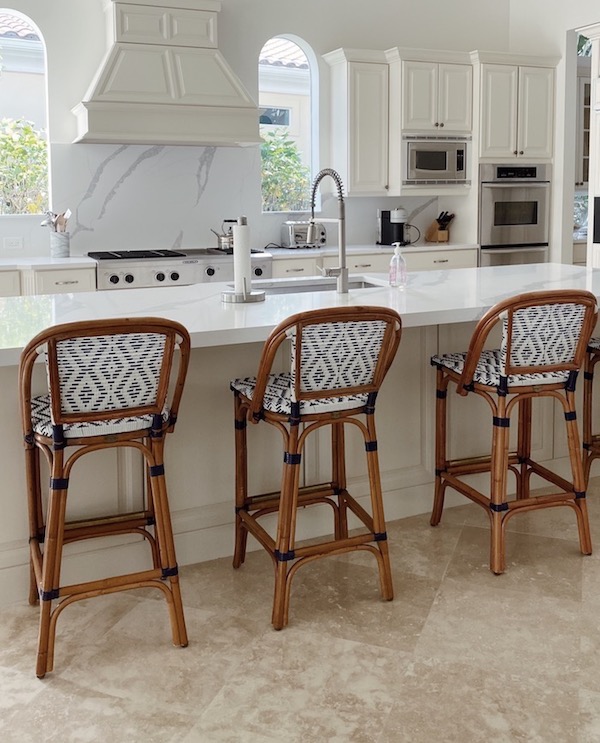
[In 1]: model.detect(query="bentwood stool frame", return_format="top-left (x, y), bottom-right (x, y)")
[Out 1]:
top-left (19, 317), bottom-right (190, 678)
top-left (430, 290), bottom-right (598, 575)
top-left (230, 306), bottom-right (402, 630)
top-left (583, 336), bottom-right (600, 482)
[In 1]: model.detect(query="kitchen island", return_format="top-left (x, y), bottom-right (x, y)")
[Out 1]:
top-left (0, 263), bottom-right (598, 605)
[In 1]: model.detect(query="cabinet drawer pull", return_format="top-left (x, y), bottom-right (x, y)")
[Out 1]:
top-left (54, 280), bottom-right (79, 285)
top-left (355, 263), bottom-right (372, 268)
top-left (286, 268), bottom-right (305, 273)
top-left (433, 259), bottom-right (449, 264)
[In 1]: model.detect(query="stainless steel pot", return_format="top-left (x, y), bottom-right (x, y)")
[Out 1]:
top-left (211, 220), bottom-right (237, 251)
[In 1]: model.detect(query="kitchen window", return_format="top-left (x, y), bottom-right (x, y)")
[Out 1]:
top-left (0, 10), bottom-right (49, 215)
top-left (259, 36), bottom-right (315, 213)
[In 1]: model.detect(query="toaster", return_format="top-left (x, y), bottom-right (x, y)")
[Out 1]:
top-left (280, 221), bottom-right (327, 249)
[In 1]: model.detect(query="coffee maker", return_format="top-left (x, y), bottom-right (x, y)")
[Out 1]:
top-left (377, 208), bottom-right (414, 246)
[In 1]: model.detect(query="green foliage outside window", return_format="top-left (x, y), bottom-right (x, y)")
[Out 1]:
top-left (261, 128), bottom-right (311, 212)
top-left (0, 118), bottom-right (49, 215)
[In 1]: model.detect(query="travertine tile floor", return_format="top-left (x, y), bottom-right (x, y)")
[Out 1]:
top-left (3, 482), bottom-right (600, 742)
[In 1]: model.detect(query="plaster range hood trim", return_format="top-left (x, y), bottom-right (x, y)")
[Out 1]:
top-left (72, 0), bottom-right (260, 146)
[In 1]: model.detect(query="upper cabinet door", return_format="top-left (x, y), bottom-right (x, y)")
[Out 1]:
top-left (479, 63), bottom-right (554, 160)
top-left (517, 66), bottom-right (554, 160)
top-left (480, 64), bottom-right (518, 158)
top-left (438, 63), bottom-right (472, 132)
top-left (402, 60), bottom-right (438, 130)
top-left (347, 61), bottom-right (390, 194)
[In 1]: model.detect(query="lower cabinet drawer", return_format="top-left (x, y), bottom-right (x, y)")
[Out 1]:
top-left (323, 254), bottom-right (391, 273)
top-left (272, 258), bottom-right (319, 278)
top-left (24, 268), bottom-right (97, 295)
top-left (404, 249), bottom-right (478, 271)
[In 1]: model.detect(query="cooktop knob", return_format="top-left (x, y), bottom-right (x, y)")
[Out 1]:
top-left (156, 272), bottom-right (165, 282)
top-left (254, 267), bottom-right (263, 277)
top-left (170, 271), bottom-right (180, 282)
top-left (206, 267), bottom-right (215, 277)
top-left (125, 274), bottom-right (134, 284)
top-left (109, 274), bottom-right (119, 284)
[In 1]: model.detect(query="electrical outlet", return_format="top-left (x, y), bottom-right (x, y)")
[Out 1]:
top-left (3, 236), bottom-right (23, 251)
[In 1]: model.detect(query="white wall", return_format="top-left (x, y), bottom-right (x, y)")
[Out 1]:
top-left (0, 0), bottom-right (512, 257)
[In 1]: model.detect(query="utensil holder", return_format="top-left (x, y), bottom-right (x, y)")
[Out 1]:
top-left (50, 232), bottom-right (70, 258)
top-left (425, 223), bottom-right (449, 243)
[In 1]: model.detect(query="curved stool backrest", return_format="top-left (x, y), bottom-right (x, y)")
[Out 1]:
top-left (247, 306), bottom-right (402, 419)
top-left (20, 317), bottom-right (190, 435)
top-left (456, 290), bottom-right (598, 394)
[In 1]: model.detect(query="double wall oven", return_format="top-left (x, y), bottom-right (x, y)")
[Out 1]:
top-left (479, 164), bottom-right (550, 266)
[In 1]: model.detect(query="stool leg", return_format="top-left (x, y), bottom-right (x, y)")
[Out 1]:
top-left (564, 389), bottom-right (592, 556)
top-left (149, 438), bottom-right (188, 648)
top-left (364, 413), bottom-right (393, 602)
top-left (272, 423), bottom-right (301, 630)
top-left (24, 444), bottom-right (43, 606)
top-left (583, 352), bottom-right (596, 484)
top-left (233, 394), bottom-right (249, 569)
top-left (36, 452), bottom-right (68, 678)
top-left (516, 397), bottom-right (532, 500)
top-left (332, 422), bottom-right (348, 540)
top-left (431, 369), bottom-right (449, 526)
top-left (489, 397), bottom-right (509, 575)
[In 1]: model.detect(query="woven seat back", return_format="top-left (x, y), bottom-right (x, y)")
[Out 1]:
top-left (500, 302), bottom-right (587, 376)
top-left (51, 332), bottom-right (167, 417)
top-left (286, 318), bottom-right (388, 401)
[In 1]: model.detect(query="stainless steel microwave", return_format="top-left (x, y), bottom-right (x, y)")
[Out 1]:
top-left (405, 138), bottom-right (468, 184)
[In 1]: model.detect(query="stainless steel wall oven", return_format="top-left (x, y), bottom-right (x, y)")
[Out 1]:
top-left (479, 164), bottom-right (550, 266)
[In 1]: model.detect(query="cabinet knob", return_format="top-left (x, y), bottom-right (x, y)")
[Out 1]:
top-left (434, 122), bottom-right (439, 127)
top-left (513, 150), bottom-right (518, 155)
top-left (519, 150), bottom-right (524, 155)
top-left (439, 122), bottom-right (444, 128)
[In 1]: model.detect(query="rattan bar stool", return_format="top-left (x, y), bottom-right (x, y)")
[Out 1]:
top-left (430, 290), bottom-right (598, 575)
top-left (19, 317), bottom-right (190, 678)
top-left (230, 306), bottom-right (402, 629)
top-left (583, 337), bottom-right (600, 482)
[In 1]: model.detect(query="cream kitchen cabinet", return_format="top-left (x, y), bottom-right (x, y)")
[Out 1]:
top-left (575, 57), bottom-right (591, 188)
top-left (0, 270), bottom-right (21, 297)
top-left (404, 247), bottom-right (478, 271)
top-left (324, 49), bottom-right (389, 195)
top-left (478, 63), bottom-right (555, 160)
top-left (322, 253), bottom-right (391, 274)
top-left (402, 60), bottom-right (472, 133)
top-left (271, 257), bottom-right (320, 279)
top-left (21, 267), bottom-right (97, 295)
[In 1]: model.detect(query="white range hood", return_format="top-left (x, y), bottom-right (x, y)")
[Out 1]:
top-left (72, 0), bottom-right (260, 146)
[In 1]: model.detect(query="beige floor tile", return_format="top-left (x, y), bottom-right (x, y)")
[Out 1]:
top-left (378, 658), bottom-right (579, 743)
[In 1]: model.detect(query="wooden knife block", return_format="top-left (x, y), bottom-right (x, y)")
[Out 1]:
top-left (425, 222), bottom-right (449, 243)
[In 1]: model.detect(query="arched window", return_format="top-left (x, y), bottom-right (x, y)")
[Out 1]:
top-left (0, 11), bottom-right (48, 215)
top-left (258, 36), bottom-right (317, 213)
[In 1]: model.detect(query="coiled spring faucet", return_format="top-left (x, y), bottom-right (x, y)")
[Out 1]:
top-left (306, 168), bottom-right (348, 294)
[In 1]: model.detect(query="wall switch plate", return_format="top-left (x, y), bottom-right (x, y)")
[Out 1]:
top-left (3, 237), bottom-right (23, 251)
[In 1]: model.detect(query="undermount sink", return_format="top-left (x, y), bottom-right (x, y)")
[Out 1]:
top-left (244, 276), bottom-right (383, 295)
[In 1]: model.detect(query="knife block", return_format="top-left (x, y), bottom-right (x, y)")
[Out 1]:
top-left (425, 222), bottom-right (449, 243)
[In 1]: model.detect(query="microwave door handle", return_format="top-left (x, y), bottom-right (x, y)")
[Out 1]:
top-left (457, 149), bottom-right (464, 173)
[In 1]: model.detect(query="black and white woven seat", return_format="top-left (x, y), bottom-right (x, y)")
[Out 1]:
top-left (230, 306), bottom-right (402, 630)
top-left (430, 290), bottom-right (598, 575)
top-left (19, 318), bottom-right (191, 678)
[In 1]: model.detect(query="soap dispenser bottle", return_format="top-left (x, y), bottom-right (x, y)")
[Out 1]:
top-left (389, 242), bottom-right (407, 288)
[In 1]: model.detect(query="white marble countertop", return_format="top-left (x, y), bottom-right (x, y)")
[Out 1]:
top-left (0, 256), bottom-right (96, 270)
top-left (0, 262), bottom-right (597, 367)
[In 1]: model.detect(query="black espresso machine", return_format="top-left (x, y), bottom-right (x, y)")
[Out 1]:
top-left (377, 208), bottom-right (418, 246)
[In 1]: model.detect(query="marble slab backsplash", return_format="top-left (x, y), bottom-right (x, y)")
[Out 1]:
top-left (0, 142), bottom-right (449, 258)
